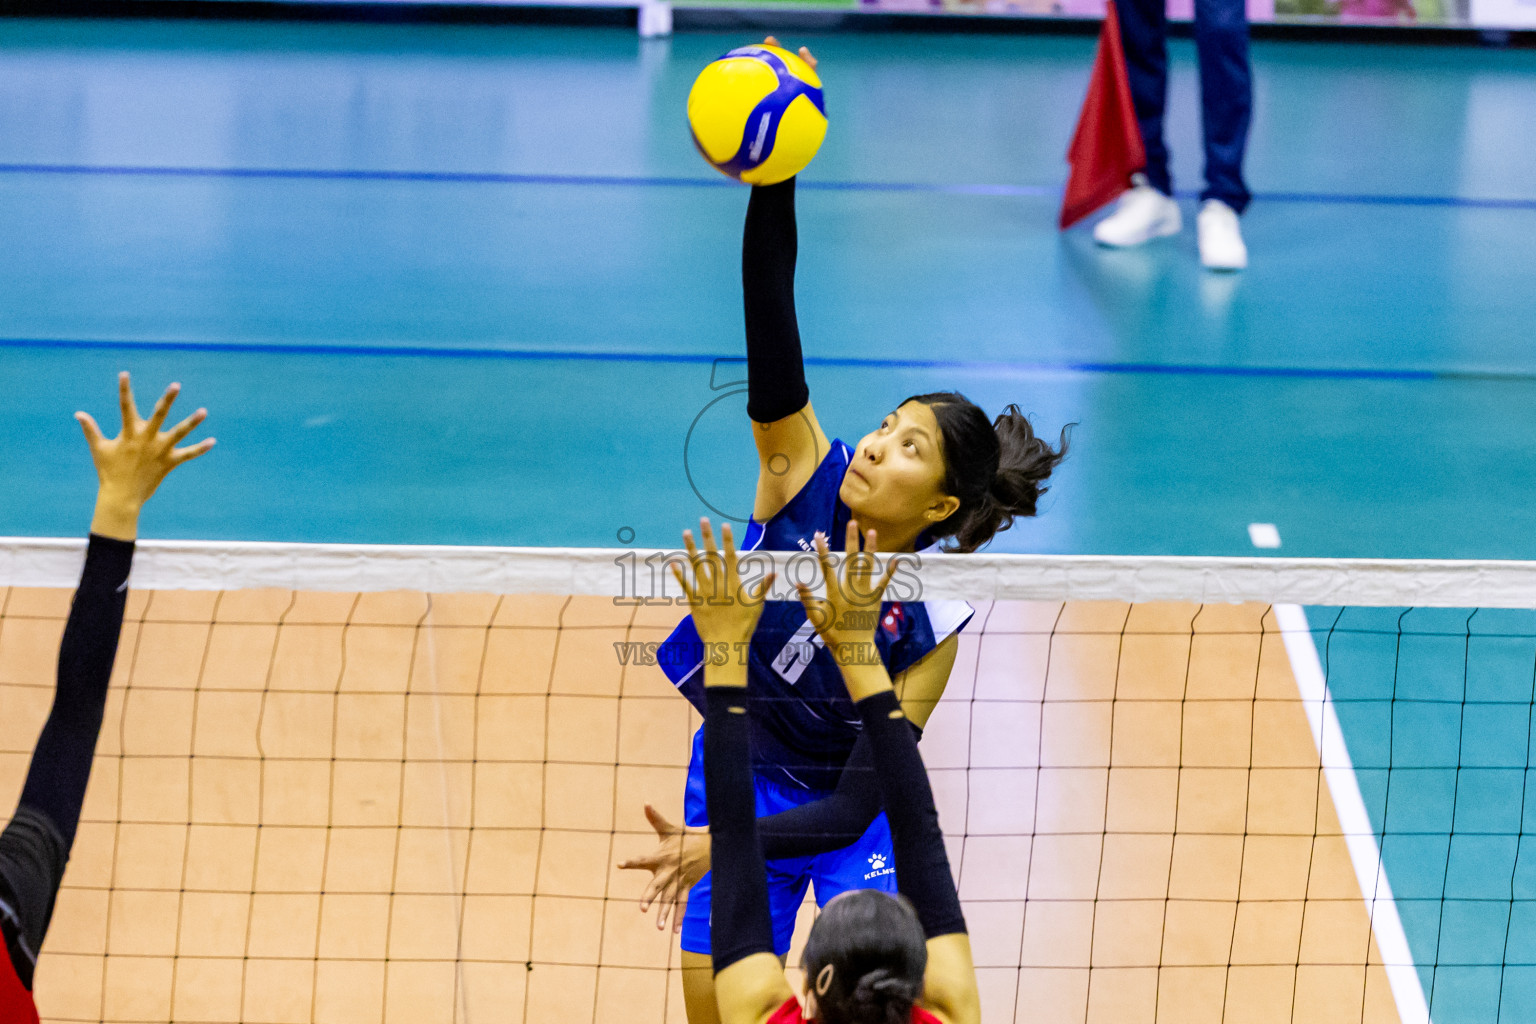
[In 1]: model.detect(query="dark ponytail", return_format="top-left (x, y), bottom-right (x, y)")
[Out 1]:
top-left (906, 392), bottom-right (1071, 554)
top-left (801, 891), bottom-right (926, 1024)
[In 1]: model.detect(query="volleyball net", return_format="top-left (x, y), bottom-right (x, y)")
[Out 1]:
top-left (3, 539), bottom-right (1534, 1024)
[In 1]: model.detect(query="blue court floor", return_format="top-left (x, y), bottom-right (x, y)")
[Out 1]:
top-left (1, 19), bottom-right (1535, 556)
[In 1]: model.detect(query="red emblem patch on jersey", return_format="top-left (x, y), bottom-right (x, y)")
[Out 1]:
top-left (881, 603), bottom-right (906, 637)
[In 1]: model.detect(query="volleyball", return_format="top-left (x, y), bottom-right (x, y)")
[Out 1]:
top-left (687, 43), bottom-right (827, 185)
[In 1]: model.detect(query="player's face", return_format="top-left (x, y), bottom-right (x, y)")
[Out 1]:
top-left (841, 401), bottom-right (953, 537)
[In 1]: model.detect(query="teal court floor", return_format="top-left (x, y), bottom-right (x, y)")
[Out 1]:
top-left (1315, 606), bottom-right (1536, 1024)
top-left (1, 19), bottom-right (1535, 556)
top-left (2, 16), bottom-right (1536, 1023)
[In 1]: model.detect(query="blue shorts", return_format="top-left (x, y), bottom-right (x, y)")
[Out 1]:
top-left (678, 727), bottom-right (896, 957)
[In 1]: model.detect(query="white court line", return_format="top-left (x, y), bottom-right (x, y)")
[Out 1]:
top-left (1249, 523), bottom-right (1282, 549)
top-left (423, 599), bottom-right (475, 1024)
top-left (1276, 603), bottom-right (1432, 1024)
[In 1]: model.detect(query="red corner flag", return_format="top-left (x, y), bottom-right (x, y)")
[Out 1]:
top-left (1059, 2), bottom-right (1146, 230)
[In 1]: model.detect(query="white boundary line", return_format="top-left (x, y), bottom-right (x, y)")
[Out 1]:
top-left (421, 602), bottom-right (476, 1024)
top-left (1276, 603), bottom-right (1432, 1024)
top-left (5, 537), bottom-right (1536, 607)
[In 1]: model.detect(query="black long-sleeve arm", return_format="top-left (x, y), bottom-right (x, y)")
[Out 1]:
top-left (756, 721), bottom-right (923, 859)
top-left (743, 179), bottom-right (809, 424)
top-left (704, 687), bottom-right (776, 973)
top-left (18, 534), bottom-right (134, 849)
top-left (856, 690), bottom-right (967, 939)
top-left (3, 534), bottom-right (134, 988)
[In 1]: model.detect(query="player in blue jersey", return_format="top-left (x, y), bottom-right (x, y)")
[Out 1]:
top-left (618, 38), bottom-right (1070, 1024)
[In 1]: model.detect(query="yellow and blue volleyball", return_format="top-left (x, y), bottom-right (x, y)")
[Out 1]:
top-left (687, 44), bottom-right (827, 186)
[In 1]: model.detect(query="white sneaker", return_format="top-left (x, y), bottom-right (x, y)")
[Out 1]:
top-left (1093, 174), bottom-right (1182, 248)
top-left (1197, 199), bottom-right (1248, 271)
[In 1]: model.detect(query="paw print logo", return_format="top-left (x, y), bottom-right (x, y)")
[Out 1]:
top-left (863, 853), bottom-right (892, 880)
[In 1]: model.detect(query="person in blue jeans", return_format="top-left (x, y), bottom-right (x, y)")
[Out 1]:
top-left (1093, 0), bottom-right (1253, 270)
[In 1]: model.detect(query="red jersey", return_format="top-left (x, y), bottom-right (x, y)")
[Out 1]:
top-left (768, 996), bottom-right (943, 1024)
top-left (0, 946), bottom-right (40, 1024)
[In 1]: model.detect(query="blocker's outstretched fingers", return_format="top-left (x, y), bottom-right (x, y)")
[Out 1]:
top-left (795, 582), bottom-right (831, 632)
top-left (118, 372), bottom-right (138, 434)
top-left (171, 437), bottom-right (216, 466)
top-left (749, 572), bottom-right (776, 603)
top-left (75, 411), bottom-right (105, 450)
top-left (842, 520), bottom-right (875, 597)
top-left (145, 382), bottom-right (180, 436)
top-left (812, 531), bottom-right (838, 594)
top-left (671, 563), bottom-right (699, 606)
top-left (875, 552), bottom-right (900, 599)
top-left (721, 522), bottom-right (738, 582)
top-left (699, 518), bottom-right (732, 601)
top-left (165, 407), bottom-right (207, 447)
top-left (844, 518), bottom-right (862, 554)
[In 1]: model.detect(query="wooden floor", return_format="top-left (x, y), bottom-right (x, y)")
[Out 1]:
top-left (0, 588), bottom-right (1405, 1024)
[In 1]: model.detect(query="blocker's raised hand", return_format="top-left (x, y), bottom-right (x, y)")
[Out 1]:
top-left (671, 518), bottom-right (774, 654)
top-left (78, 372), bottom-right (214, 539)
top-left (794, 519), bottom-right (899, 667)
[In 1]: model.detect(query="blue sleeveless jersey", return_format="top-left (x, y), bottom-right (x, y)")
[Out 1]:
top-left (658, 439), bottom-right (974, 792)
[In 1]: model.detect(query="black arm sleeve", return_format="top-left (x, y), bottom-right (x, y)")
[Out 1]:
top-left (856, 690), bottom-right (967, 939)
top-left (703, 687), bottom-right (776, 973)
top-left (742, 179), bottom-right (810, 424)
top-left (17, 534), bottom-right (134, 849)
top-left (2, 535), bottom-right (134, 986)
top-left (757, 721), bottom-right (923, 860)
